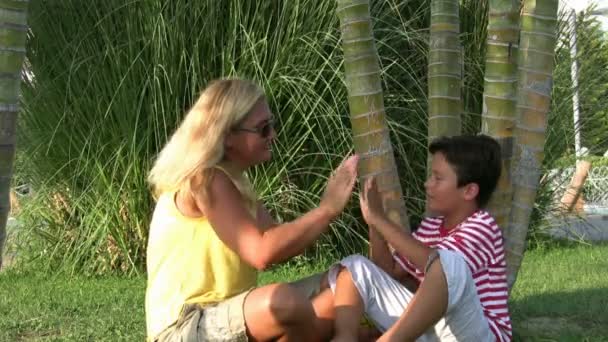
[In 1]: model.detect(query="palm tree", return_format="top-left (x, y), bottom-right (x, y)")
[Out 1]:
top-left (0, 0), bottom-right (29, 269)
top-left (505, 0), bottom-right (559, 289)
top-left (336, 0), bottom-right (410, 237)
top-left (480, 0), bottom-right (520, 228)
top-left (428, 0), bottom-right (462, 143)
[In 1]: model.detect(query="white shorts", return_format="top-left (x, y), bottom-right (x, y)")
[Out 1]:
top-left (328, 250), bottom-right (495, 342)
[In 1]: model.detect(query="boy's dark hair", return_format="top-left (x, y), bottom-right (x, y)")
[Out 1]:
top-left (429, 134), bottom-right (502, 208)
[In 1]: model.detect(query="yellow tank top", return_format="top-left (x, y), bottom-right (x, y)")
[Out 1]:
top-left (145, 166), bottom-right (258, 339)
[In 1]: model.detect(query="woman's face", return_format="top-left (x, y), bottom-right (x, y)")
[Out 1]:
top-left (225, 98), bottom-right (276, 168)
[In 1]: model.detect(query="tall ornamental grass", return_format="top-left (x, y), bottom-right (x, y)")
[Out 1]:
top-left (14, 0), bottom-right (606, 274)
top-left (17, 0), bottom-right (429, 274)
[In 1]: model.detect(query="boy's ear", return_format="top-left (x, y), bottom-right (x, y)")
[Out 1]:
top-left (462, 183), bottom-right (479, 202)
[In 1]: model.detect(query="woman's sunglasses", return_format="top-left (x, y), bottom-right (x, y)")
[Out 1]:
top-left (233, 119), bottom-right (275, 138)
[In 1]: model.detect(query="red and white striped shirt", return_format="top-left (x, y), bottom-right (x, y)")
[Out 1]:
top-left (393, 210), bottom-right (512, 342)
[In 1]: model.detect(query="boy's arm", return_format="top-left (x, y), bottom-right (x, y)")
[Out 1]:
top-left (369, 224), bottom-right (409, 280)
top-left (370, 215), bottom-right (432, 273)
top-left (360, 177), bottom-right (432, 273)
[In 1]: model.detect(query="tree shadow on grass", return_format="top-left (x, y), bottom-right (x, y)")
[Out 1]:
top-left (510, 288), bottom-right (608, 341)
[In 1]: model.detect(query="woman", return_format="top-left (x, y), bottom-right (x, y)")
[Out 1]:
top-left (146, 79), bottom-right (358, 341)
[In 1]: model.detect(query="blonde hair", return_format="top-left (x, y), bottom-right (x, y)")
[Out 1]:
top-left (148, 79), bottom-right (265, 201)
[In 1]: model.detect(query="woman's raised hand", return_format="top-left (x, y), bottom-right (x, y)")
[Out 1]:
top-left (319, 155), bottom-right (359, 218)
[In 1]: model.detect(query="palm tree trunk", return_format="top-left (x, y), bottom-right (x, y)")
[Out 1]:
top-left (0, 0), bottom-right (28, 269)
top-left (480, 0), bottom-right (520, 228)
top-left (505, 0), bottom-right (558, 289)
top-left (336, 0), bottom-right (410, 238)
top-left (427, 0), bottom-right (462, 144)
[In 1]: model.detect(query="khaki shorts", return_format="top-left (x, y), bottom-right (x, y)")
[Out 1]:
top-left (155, 272), bottom-right (326, 342)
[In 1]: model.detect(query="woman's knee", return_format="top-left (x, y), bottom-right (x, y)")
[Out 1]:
top-left (244, 284), bottom-right (316, 340)
top-left (264, 283), bottom-right (315, 323)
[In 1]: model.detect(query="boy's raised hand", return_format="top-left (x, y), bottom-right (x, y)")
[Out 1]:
top-left (320, 155), bottom-right (359, 217)
top-left (360, 176), bottom-right (385, 225)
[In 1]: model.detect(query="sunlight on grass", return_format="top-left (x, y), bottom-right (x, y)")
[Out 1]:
top-left (4, 243), bottom-right (605, 341)
top-left (0, 274), bottom-right (145, 341)
top-left (510, 243), bottom-right (608, 341)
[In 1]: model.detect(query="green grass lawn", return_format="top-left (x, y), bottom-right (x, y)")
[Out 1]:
top-left (1, 243), bottom-right (607, 341)
top-left (509, 243), bottom-right (608, 341)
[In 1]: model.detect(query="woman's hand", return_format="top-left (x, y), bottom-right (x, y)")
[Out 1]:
top-left (360, 176), bottom-right (386, 226)
top-left (320, 155), bottom-right (359, 218)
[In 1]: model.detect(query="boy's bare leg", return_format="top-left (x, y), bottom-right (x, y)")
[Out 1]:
top-left (313, 276), bottom-right (383, 342)
top-left (311, 288), bottom-right (336, 341)
top-left (379, 259), bottom-right (448, 341)
top-left (332, 267), bottom-right (364, 341)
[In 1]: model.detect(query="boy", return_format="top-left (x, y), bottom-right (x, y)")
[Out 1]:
top-left (329, 135), bottom-right (512, 341)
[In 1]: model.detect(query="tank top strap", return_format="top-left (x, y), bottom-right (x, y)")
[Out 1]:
top-left (213, 163), bottom-right (257, 216)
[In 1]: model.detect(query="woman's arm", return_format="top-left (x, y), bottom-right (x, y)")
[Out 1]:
top-left (257, 204), bottom-right (277, 230)
top-left (199, 156), bottom-right (358, 270)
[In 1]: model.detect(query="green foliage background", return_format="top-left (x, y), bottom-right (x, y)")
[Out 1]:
top-left (13, 1), bottom-right (608, 274)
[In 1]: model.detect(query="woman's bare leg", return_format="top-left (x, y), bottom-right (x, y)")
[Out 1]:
top-left (243, 283), bottom-right (318, 341)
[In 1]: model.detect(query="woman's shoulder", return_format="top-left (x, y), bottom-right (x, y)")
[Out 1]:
top-left (212, 163), bottom-right (257, 208)
top-left (154, 191), bottom-right (206, 223)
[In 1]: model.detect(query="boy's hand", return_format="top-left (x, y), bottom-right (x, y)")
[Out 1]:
top-left (360, 176), bottom-right (386, 225)
top-left (320, 155), bottom-right (359, 218)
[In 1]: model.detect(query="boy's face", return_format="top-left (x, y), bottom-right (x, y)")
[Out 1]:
top-left (425, 152), bottom-right (477, 216)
